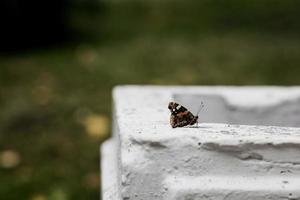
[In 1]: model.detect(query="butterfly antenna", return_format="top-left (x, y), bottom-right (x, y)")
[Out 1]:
top-left (196, 101), bottom-right (204, 116)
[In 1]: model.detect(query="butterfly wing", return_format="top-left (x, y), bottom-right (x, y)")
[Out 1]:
top-left (169, 102), bottom-right (198, 128)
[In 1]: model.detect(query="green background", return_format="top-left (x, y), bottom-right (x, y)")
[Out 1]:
top-left (0, 0), bottom-right (300, 199)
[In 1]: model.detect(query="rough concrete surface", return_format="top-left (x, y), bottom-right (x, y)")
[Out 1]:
top-left (102, 86), bottom-right (300, 200)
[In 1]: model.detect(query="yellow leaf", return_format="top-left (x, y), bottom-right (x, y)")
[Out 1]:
top-left (82, 114), bottom-right (109, 139)
top-left (31, 194), bottom-right (47, 200)
top-left (0, 150), bottom-right (21, 169)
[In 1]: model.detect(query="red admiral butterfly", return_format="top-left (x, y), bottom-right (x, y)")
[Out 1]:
top-left (168, 102), bottom-right (204, 128)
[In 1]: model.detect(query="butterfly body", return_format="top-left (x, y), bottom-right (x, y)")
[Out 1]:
top-left (168, 102), bottom-right (199, 128)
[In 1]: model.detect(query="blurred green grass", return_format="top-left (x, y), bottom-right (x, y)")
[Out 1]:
top-left (1, 0), bottom-right (300, 199)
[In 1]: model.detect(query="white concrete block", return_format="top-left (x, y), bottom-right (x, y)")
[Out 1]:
top-left (101, 138), bottom-right (119, 200)
top-left (165, 175), bottom-right (300, 199)
top-left (102, 86), bottom-right (300, 200)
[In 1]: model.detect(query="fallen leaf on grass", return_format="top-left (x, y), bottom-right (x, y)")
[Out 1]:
top-left (0, 150), bottom-right (21, 169)
top-left (82, 114), bottom-right (109, 139)
top-left (31, 194), bottom-right (47, 200)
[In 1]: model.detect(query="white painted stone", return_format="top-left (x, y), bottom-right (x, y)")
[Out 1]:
top-left (101, 139), bottom-right (119, 200)
top-left (102, 86), bottom-right (300, 200)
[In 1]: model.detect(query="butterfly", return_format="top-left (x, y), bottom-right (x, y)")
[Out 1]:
top-left (168, 102), bottom-right (204, 128)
